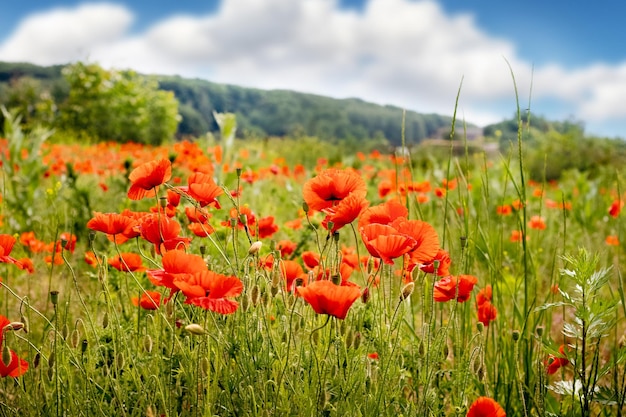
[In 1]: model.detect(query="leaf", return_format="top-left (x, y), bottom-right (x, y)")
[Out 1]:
top-left (534, 301), bottom-right (572, 312)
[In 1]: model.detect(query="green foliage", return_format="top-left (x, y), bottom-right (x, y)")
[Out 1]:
top-left (157, 75), bottom-right (455, 145)
top-left (0, 107), bottom-right (53, 231)
top-left (56, 62), bottom-right (179, 145)
top-left (536, 249), bottom-right (623, 416)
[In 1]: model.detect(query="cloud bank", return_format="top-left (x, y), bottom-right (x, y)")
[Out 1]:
top-left (2, 0), bottom-right (626, 136)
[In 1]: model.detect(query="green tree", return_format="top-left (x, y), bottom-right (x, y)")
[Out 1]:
top-left (57, 62), bottom-right (179, 144)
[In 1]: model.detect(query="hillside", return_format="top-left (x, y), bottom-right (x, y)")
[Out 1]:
top-left (0, 61), bottom-right (462, 145)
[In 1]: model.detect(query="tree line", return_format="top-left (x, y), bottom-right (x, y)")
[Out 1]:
top-left (0, 61), bottom-right (457, 146)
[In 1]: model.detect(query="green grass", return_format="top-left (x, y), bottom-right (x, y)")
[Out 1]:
top-left (0, 121), bottom-right (625, 416)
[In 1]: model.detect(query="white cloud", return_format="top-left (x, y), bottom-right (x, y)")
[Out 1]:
top-left (0, 3), bottom-right (133, 64)
top-left (1, 0), bottom-right (626, 135)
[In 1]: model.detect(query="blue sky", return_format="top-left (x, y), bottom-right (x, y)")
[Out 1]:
top-left (1, 0), bottom-right (625, 138)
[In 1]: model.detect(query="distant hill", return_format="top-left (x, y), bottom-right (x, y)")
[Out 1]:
top-left (0, 61), bottom-right (463, 145)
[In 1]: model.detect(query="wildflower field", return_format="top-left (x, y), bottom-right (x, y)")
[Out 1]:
top-left (0, 114), bottom-right (625, 417)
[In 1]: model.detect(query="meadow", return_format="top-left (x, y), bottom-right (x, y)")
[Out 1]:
top-left (0, 112), bottom-right (625, 417)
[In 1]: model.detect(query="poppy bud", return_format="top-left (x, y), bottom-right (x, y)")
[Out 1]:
top-left (239, 214), bottom-right (248, 226)
top-left (102, 312), bottom-right (109, 329)
top-left (259, 289), bottom-right (270, 307)
top-left (144, 335), bottom-right (153, 353)
top-left (460, 236), bottom-right (468, 249)
top-left (512, 330), bottom-right (520, 342)
top-left (361, 287), bottom-right (370, 304)
top-left (81, 339), bottom-right (88, 354)
top-left (302, 201), bottom-right (309, 213)
top-left (476, 322), bottom-right (484, 333)
top-left (33, 352), bottom-right (41, 368)
top-left (270, 285), bottom-right (279, 297)
top-left (345, 329), bottom-right (354, 348)
top-left (241, 296), bottom-right (250, 312)
top-left (353, 332), bottom-right (361, 350)
top-left (248, 241), bottom-right (262, 255)
top-left (1, 345), bottom-right (11, 366)
top-left (71, 329), bottom-right (80, 348)
top-left (116, 352), bottom-right (125, 369)
top-left (400, 282), bottom-right (415, 301)
top-left (5, 322), bottom-right (24, 332)
top-left (251, 285), bottom-right (261, 306)
top-left (200, 357), bottom-right (209, 377)
top-left (47, 363), bottom-right (54, 381)
top-left (62, 323), bottom-right (69, 340)
top-left (20, 315), bottom-right (28, 334)
top-left (185, 324), bottom-right (206, 336)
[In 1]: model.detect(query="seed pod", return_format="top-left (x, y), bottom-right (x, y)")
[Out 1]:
top-left (81, 339), bottom-right (88, 354)
top-left (50, 290), bottom-right (59, 306)
top-left (512, 330), bottom-right (520, 342)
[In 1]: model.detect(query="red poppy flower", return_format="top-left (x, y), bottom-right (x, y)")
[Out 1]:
top-left (131, 290), bottom-right (162, 310)
top-left (391, 218), bottom-right (439, 267)
top-left (358, 199), bottom-right (408, 229)
top-left (433, 275), bottom-right (478, 302)
top-left (360, 223), bottom-right (417, 265)
top-left (528, 215), bottom-right (546, 230)
top-left (301, 251), bottom-right (320, 269)
top-left (419, 249), bottom-right (451, 276)
top-left (609, 199), bottom-right (623, 218)
top-left (185, 172), bottom-right (223, 208)
top-left (545, 345), bottom-right (569, 375)
top-left (322, 192), bottom-right (369, 233)
top-left (109, 252), bottom-right (145, 272)
top-left (139, 214), bottom-right (191, 254)
top-left (146, 249), bottom-right (207, 290)
top-left (253, 216), bottom-right (279, 239)
top-left (174, 270), bottom-right (243, 314)
top-left (188, 222), bottom-right (215, 237)
top-left (87, 212), bottom-right (139, 244)
top-left (477, 301), bottom-right (497, 326)
top-left (0, 315), bottom-right (29, 378)
top-left (128, 158), bottom-right (172, 200)
top-left (467, 396), bottom-right (506, 417)
top-left (476, 285), bottom-right (492, 306)
top-left (278, 260), bottom-right (307, 291)
top-left (0, 234), bottom-right (20, 265)
top-left (296, 280), bottom-right (362, 320)
top-left (276, 240), bottom-right (297, 258)
top-left (0, 349), bottom-right (29, 378)
top-left (303, 168), bottom-right (367, 212)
